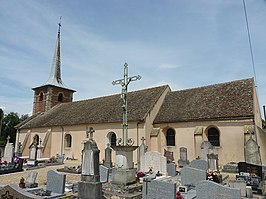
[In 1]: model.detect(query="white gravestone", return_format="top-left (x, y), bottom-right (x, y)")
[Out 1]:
top-left (2, 137), bottom-right (14, 163)
top-left (140, 151), bottom-right (167, 175)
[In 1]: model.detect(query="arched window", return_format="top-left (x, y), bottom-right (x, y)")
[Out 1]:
top-left (65, 134), bottom-right (72, 148)
top-left (58, 93), bottom-right (63, 102)
top-left (111, 133), bottom-right (117, 147)
top-left (166, 128), bottom-right (175, 146)
top-left (208, 127), bottom-right (220, 146)
top-left (39, 92), bottom-right (44, 101)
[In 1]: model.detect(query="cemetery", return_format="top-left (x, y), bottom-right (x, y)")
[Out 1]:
top-left (1, 127), bottom-right (266, 199)
top-left (0, 58), bottom-right (266, 198)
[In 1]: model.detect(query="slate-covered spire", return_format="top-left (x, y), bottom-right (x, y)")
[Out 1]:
top-left (46, 17), bottom-right (66, 88)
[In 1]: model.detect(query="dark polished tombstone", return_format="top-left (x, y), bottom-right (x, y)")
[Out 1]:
top-left (236, 162), bottom-right (264, 192)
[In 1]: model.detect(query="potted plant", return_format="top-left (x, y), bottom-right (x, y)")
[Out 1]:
top-left (19, 177), bottom-right (26, 188)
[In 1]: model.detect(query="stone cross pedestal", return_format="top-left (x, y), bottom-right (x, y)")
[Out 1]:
top-left (111, 145), bottom-right (138, 185)
top-left (78, 128), bottom-right (102, 199)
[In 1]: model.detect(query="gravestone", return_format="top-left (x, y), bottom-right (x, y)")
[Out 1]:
top-left (222, 162), bottom-right (238, 173)
top-left (164, 149), bottom-right (174, 162)
top-left (140, 151), bottom-right (167, 175)
top-left (190, 159), bottom-right (208, 171)
top-left (2, 136), bottom-right (14, 163)
top-left (181, 167), bottom-right (206, 186)
top-left (167, 162), bottom-right (176, 177)
top-left (99, 165), bottom-right (109, 182)
top-left (244, 137), bottom-right (262, 165)
top-left (28, 135), bottom-right (39, 166)
top-left (177, 147), bottom-right (189, 167)
top-left (104, 144), bottom-right (112, 168)
top-left (200, 141), bottom-right (213, 161)
top-left (46, 170), bottom-right (66, 194)
top-left (207, 153), bottom-right (219, 171)
top-left (0, 184), bottom-right (42, 199)
top-left (228, 180), bottom-right (246, 197)
top-left (196, 180), bottom-right (241, 199)
top-left (25, 171), bottom-right (38, 188)
top-left (78, 127), bottom-right (102, 199)
top-left (138, 137), bottom-right (148, 169)
top-left (142, 179), bottom-right (176, 199)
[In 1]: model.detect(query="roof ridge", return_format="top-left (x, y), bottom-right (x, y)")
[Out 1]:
top-left (171, 77), bottom-right (253, 94)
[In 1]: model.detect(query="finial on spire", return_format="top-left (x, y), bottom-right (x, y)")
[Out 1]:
top-left (58, 16), bottom-right (62, 34)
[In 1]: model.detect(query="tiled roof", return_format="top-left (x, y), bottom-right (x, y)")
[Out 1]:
top-left (20, 85), bottom-right (169, 129)
top-left (154, 78), bottom-right (254, 124)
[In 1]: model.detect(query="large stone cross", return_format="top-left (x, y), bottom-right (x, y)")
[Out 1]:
top-left (112, 63), bottom-right (141, 145)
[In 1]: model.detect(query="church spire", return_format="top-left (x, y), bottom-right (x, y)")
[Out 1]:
top-left (46, 16), bottom-right (66, 88)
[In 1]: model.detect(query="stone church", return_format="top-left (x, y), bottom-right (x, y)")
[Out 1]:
top-left (15, 25), bottom-right (266, 167)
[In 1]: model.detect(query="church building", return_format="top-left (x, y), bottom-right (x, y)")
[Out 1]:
top-left (15, 24), bottom-right (266, 167)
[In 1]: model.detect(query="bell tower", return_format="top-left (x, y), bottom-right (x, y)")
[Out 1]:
top-left (32, 18), bottom-right (76, 114)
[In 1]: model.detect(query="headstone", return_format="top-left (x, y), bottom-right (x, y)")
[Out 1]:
top-left (140, 151), bottom-right (167, 175)
top-left (164, 149), bottom-right (174, 162)
top-left (246, 186), bottom-right (253, 198)
top-left (0, 184), bottom-right (42, 199)
top-left (138, 137), bottom-right (148, 169)
top-left (196, 180), bottom-right (241, 199)
top-left (181, 167), bottom-right (206, 186)
top-left (46, 170), bottom-right (66, 194)
top-left (104, 144), bottom-right (112, 168)
top-left (190, 159), bottom-right (208, 171)
top-left (2, 136), bottom-right (14, 163)
top-left (142, 179), bottom-right (176, 199)
top-left (78, 127), bottom-right (102, 199)
top-left (228, 180), bottom-right (246, 197)
top-left (207, 153), bottom-right (219, 171)
top-left (25, 171), bottom-right (38, 188)
top-left (200, 141), bottom-right (213, 160)
top-left (177, 147), bottom-right (189, 167)
top-left (167, 162), bottom-right (176, 177)
top-left (99, 165), bottom-right (109, 182)
top-left (245, 137), bottom-right (262, 165)
top-left (222, 162), bottom-right (238, 173)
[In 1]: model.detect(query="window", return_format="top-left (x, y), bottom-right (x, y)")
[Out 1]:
top-left (208, 127), bottom-right (220, 146)
top-left (65, 134), bottom-right (72, 148)
top-left (39, 92), bottom-right (44, 101)
top-left (166, 128), bottom-right (175, 146)
top-left (111, 133), bottom-right (117, 147)
top-left (58, 93), bottom-right (63, 102)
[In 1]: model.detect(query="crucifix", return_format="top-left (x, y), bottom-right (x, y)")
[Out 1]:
top-left (112, 63), bottom-right (141, 145)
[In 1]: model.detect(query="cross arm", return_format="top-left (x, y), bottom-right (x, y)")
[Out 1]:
top-left (112, 79), bottom-right (124, 86)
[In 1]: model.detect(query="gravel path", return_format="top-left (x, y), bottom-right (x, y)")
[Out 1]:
top-left (0, 160), bottom-right (81, 186)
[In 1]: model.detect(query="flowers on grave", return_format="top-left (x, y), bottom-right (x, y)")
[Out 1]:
top-left (19, 177), bottom-right (26, 189)
top-left (176, 191), bottom-right (184, 199)
top-left (49, 156), bottom-right (56, 163)
top-left (13, 156), bottom-right (19, 164)
top-left (136, 170), bottom-right (145, 177)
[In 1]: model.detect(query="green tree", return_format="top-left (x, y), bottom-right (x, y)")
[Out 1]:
top-left (0, 108), bottom-right (3, 136)
top-left (0, 112), bottom-right (29, 145)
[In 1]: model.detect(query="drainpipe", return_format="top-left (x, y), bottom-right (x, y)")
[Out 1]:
top-left (137, 122), bottom-right (140, 146)
top-left (263, 105), bottom-right (266, 124)
top-left (61, 126), bottom-right (64, 156)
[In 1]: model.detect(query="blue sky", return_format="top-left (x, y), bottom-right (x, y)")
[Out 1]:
top-left (0, 0), bottom-right (266, 117)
